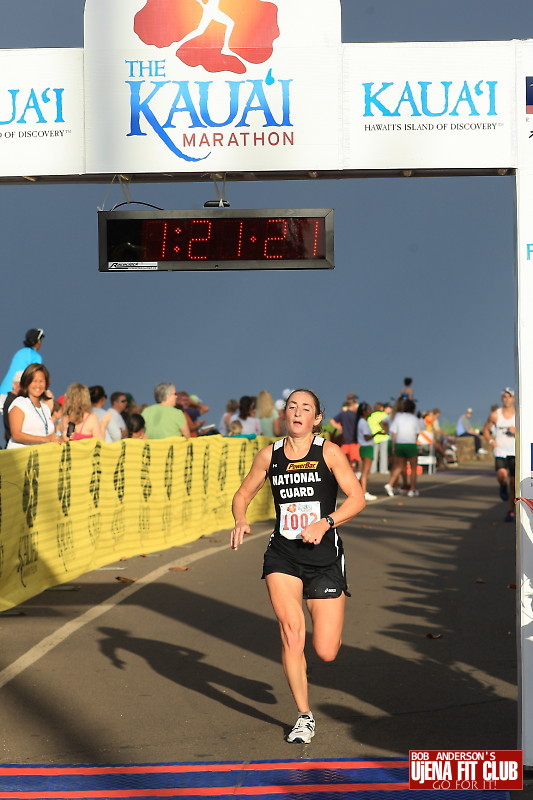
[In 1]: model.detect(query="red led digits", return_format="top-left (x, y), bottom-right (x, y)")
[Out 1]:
top-left (236, 221), bottom-right (244, 258)
top-left (142, 219), bottom-right (169, 260)
top-left (312, 220), bottom-right (320, 257)
top-left (263, 218), bottom-right (288, 259)
top-left (187, 219), bottom-right (212, 260)
top-left (161, 222), bottom-right (168, 259)
top-left (130, 215), bottom-right (326, 263)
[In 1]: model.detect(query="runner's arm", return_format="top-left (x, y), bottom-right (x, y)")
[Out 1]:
top-left (300, 442), bottom-right (365, 545)
top-left (231, 445), bottom-right (271, 550)
top-left (482, 410), bottom-right (498, 445)
top-left (322, 440), bottom-right (366, 525)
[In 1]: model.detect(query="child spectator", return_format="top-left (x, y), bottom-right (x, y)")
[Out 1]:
top-left (228, 420), bottom-right (256, 440)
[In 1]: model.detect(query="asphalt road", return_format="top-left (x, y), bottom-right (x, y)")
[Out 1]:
top-left (0, 465), bottom-right (519, 767)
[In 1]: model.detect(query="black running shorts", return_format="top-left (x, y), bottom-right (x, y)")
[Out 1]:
top-left (495, 456), bottom-right (515, 477)
top-left (262, 549), bottom-right (350, 599)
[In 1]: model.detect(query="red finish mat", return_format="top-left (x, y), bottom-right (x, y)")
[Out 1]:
top-left (0, 759), bottom-right (510, 799)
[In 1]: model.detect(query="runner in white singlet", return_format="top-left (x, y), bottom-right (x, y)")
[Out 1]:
top-left (483, 388), bottom-right (516, 522)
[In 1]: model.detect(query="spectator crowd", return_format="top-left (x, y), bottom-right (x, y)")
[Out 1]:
top-left (0, 330), bottom-right (515, 519)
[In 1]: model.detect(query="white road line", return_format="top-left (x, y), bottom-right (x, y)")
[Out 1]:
top-left (0, 533), bottom-right (265, 690)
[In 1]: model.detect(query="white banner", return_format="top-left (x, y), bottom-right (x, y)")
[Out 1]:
top-left (0, 49), bottom-right (84, 177)
top-left (0, 19), bottom-right (528, 177)
top-left (343, 41), bottom-right (516, 170)
top-left (84, 0), bottom-right (343, 174)
top-left (517, 43), bottom-right (533, 170)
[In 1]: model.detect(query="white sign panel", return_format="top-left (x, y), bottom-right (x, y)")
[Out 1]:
top-left (84, 0), bottom-right (343, 174)
top-left (0, 49), bottom-right (84, 177)
top-left (517, 43), bottom-right (533, 170)
top-left (343, 41), bottom-right (516, 169)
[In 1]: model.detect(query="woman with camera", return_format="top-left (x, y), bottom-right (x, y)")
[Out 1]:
top-left (59, 383), bottom-right (104, 441)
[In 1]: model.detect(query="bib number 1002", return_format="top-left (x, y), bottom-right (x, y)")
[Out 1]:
top-left (279, 501), bottom-right (321, 540)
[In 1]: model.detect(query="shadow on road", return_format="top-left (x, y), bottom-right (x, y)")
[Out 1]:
top-left (0, 470), bottom-right (518, 759)
top-left (97, 625), bottom-right (283, 729)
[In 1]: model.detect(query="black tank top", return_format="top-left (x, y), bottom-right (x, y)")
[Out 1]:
top-left (267, 436), bottom-right (342, 566)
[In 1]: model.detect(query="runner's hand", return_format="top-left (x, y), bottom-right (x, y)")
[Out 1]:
top-left (301, 519), bottom-right (329, 546)
top-left (231, 521), bottom-right (251, 550)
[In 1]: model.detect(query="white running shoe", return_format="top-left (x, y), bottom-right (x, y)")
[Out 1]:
top-left (407, 489), bottom-right (419, 497)
top-left (355, 471), bottom-right (362, 480)
top-left (384, 483), bottom-right (395, 497)
top-left (364, 492), bottom-right (378, 501)
top-left (286, 713), bottom-right (315, 744)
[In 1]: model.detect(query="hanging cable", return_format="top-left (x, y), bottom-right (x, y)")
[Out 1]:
top-left (204, 173), bottom-right (230, 207)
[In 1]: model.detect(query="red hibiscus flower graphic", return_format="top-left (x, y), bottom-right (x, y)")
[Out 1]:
top-left (134, 0), bottom-right (280, 74)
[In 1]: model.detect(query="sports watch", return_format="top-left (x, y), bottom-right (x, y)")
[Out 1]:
top-left (325, 515), bottom-right (335, 528)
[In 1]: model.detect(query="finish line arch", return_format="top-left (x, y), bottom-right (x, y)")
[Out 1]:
top-left (0, 0), bottom-right (532, 765)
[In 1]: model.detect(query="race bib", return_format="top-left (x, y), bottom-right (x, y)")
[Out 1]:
top-left (279, 501), bottom-right (321, 540)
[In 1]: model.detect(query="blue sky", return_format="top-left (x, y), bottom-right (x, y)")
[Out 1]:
top-left (0, 0), bottom-right (527, 429)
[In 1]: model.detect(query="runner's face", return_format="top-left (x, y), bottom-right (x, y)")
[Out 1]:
top-left (502, 392), bottom-right (514, 408)
top-left (285, 392), bottom-right (322, 435)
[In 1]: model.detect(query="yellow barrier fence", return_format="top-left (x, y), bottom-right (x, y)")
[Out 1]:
top-left (0, 435), bottom-right (274, 611)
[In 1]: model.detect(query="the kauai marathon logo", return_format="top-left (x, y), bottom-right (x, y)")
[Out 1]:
top-left (126, 0), bottom-right (293, 161)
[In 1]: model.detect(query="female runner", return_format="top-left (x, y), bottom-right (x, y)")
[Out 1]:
top-left (231, 389), bottom-right (365, 743)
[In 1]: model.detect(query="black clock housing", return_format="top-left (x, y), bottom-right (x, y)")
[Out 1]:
top-left (98, 208), bottom-right (334, 271)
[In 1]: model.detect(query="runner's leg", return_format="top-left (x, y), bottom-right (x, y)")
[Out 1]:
top-left (265, 572), bottom-right (309, 713)
top-left (306, 593), bottom-right (346, 662)
top-left (496, 466), bottom-right (509, 486)
top-left (496, 465), bottom-right (510, 502)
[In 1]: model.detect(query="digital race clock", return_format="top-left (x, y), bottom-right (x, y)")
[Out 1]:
top-left (98, 208), bottom-right (334, 271)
